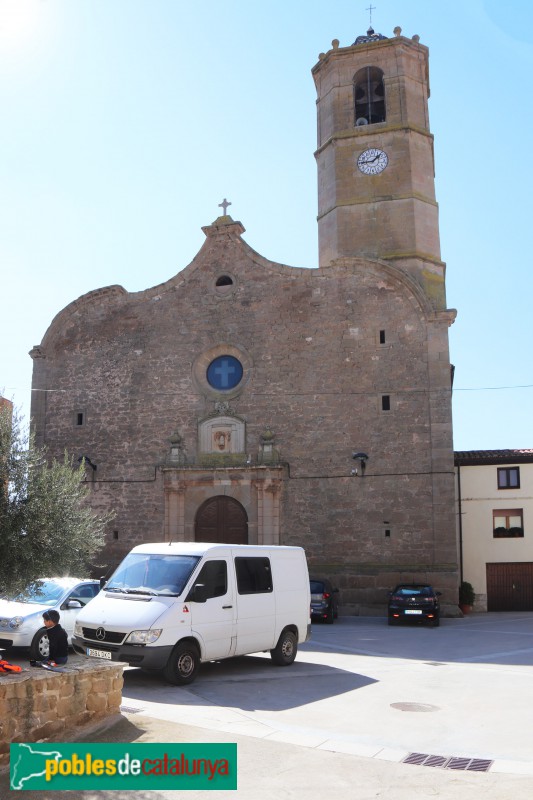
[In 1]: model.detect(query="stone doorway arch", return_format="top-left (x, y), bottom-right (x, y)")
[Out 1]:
top-left (194, 496), bottom-right (248, 544)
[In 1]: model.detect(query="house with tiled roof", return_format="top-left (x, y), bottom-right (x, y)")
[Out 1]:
top-left (455, 450), bottom-right (533, 611)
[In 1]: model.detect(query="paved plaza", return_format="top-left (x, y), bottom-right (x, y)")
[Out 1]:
top-left (2, 613), bottom-right (532, 799)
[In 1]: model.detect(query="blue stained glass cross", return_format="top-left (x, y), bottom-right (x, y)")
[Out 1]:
top-left (215, 359), bottom-right (235, 387)
top-left (206, 355), bottom-right (243, 390)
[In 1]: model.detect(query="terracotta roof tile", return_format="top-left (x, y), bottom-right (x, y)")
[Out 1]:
top-left (454, 449), bottom-right (533, 466)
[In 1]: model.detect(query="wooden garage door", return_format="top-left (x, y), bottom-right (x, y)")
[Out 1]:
top-left (486, 563), bottom-right (533, 611)
top-left (195, 496), bottom-right (248, 544)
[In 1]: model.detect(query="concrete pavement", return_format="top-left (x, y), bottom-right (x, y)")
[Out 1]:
top-left (2, 613), bottom-right (533, 799)
top-left (119, 612), bottom-right (533, 771)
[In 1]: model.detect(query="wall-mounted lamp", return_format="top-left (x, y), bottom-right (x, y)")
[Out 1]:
top-left (352, 451), bottom-right (369, 476)
top-left (78, 455), bottom-right (97, 472)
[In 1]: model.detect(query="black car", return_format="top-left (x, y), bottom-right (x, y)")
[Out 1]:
top-left (387, 584), bottom-right (441, 627)
top-left (310, 578), bottom-right (339, 624)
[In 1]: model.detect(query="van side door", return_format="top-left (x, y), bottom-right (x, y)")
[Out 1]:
top-left (234, 556), bottom-right (276, 655)
top-left (187, 559), bottom-right (236, 661)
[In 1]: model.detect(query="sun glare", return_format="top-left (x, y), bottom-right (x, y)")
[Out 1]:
top-left (0, 0), bottom-right (41, 51)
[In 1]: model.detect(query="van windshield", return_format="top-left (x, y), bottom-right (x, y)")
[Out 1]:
top-left (105, 554), bottom-right (200, 596)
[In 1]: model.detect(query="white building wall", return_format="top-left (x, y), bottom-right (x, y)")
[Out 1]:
top-left (456, 462), bottom-right (533, 610)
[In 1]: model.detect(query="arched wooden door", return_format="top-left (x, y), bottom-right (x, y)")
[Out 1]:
top-left (194, 496), bottom-right (248, 544)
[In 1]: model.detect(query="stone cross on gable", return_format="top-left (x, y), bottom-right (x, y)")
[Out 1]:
top-left (218, 198), bottom-right (231, 215)
top-left (366, 4), bottom-right (376, 26)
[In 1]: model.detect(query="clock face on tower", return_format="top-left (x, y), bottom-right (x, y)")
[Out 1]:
top-left (357, 148), bottom-right (389, 175)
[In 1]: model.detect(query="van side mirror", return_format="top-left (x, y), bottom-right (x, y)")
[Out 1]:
top-left (66, 599), bottom-right (83, 609)
top-left (186, 583), bottom-right (208, 603)
top-left (99, 576), bottom-right (107, 589)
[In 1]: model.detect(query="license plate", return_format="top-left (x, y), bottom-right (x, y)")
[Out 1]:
top-left (405, 609), bottom-right (422, 615)
top-left (87, 647), bottom-right (112, 659)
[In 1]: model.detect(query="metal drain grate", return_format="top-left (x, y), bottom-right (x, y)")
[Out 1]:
top-left (465, 759), bottom-right (494, 772)
top-left (404, 753), bottom-right (431, 765)
top-left (446, 757), bottom-right (471, 770)
top-left (424, 755), bottom-right (448, 768)
top-left (403, 753), bottom-right (493, 773)
top-left (120, 705), bottom-right (144, 714)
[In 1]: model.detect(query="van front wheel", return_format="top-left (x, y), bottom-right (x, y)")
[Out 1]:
top-left (163, 642), bottom-right (200, 685)
top-left (270, 630), bottom-right (297, 666)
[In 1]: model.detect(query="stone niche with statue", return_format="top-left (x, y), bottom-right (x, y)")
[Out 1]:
top-left (198, 403), bottom-right (246, 467)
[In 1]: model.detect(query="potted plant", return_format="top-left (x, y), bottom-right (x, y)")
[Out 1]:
top-left (459, 580), bottom-right (475, 614)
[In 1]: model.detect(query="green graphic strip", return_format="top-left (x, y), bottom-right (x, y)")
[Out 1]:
top-left (10, 742), bottom-right (237, 791)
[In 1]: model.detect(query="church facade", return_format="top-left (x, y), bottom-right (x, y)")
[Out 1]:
top-left (30, 25), bottom-right (458, 611)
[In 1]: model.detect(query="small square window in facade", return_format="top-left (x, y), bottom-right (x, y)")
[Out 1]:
top-left (493, 509), bottom-right (524, 538)
top-left (75, 412), bottom-right (84, 426)
top-left (381, 395), bottom-right (390, 411)
top-left (379, 330), bottom-right (386, 344)
top-left (497, 467), bottom-right (520, 489)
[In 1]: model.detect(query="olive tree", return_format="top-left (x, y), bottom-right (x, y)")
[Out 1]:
top-left (0, 404), bottom-right (111, 596)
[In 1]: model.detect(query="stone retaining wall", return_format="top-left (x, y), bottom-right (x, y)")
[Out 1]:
top-left (0, 657), bottom-right (123, 769)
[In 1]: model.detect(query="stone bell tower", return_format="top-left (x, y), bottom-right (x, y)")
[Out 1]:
top-left (313, 26), bottom-right (446, 310)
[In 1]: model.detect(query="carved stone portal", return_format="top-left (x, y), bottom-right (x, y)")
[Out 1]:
top-left (162, 466), bottom-right (285, 546)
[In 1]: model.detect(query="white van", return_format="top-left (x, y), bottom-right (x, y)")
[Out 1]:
top-left (72, 542), bottom-right (311, 684)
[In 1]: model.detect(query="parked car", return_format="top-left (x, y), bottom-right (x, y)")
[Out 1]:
top-left (310, 578), bottom-right (339, 624)
top-left (387, 584), bottom-right (441, 627)
top-left (0, 577), bottom-right (100, 659)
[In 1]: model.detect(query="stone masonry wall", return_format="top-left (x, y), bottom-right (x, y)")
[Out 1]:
top-left (30, 221), bottom-right (458, 607)
top-left (0, 660), bottom-right (123, 770)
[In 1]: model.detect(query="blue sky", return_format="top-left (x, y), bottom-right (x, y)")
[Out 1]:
top-left (1, 0), bottom-right (532, 450)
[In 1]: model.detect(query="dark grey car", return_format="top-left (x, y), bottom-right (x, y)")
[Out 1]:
top-left (388, 584), bottom-right (441, 627)
top-left (310, 578), bottom-right (339, 624)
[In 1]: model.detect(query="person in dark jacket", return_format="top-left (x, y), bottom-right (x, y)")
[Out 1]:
top-left (42, 610), bottom-right (68, 665)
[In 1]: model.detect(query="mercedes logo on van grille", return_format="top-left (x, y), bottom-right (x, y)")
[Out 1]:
top-left (96, 627), bottom-right (106, 640)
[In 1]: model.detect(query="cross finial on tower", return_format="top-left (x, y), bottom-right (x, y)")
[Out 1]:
top-left (218, 198), bottom-right (231, 216)
top-left (366, 4), bottom-right (376, 27)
